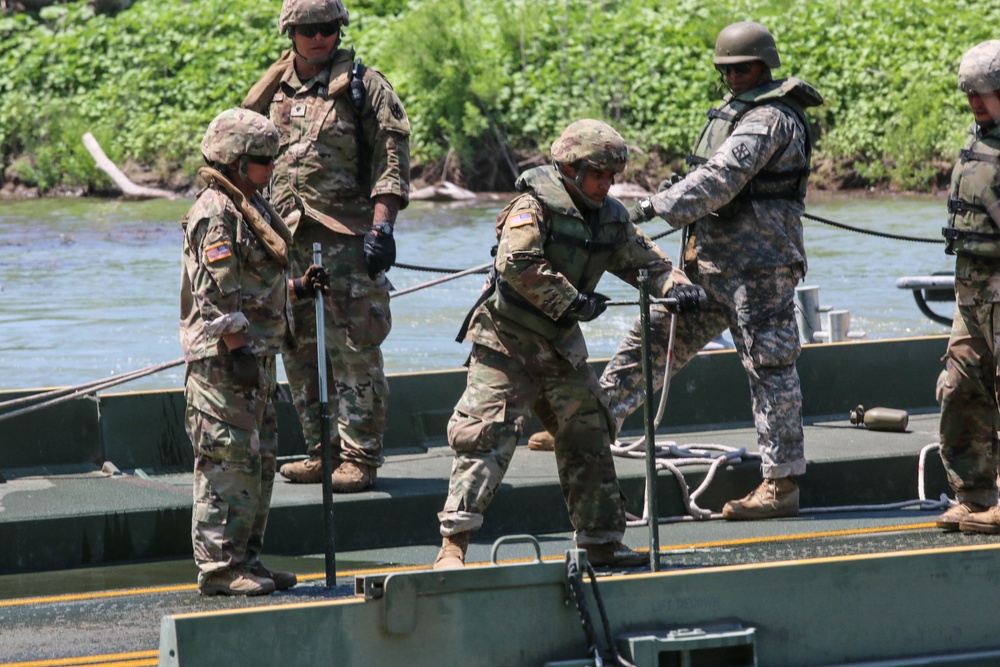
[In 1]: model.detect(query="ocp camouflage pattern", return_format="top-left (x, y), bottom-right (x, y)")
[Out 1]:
top-left (440, 163), bottom-right (684, 543)
top-left (281, 225), bottom-right (391, 467)
top-left (263, 48), bottom-right (410, 235)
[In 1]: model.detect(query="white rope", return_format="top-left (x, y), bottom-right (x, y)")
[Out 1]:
top-left (624, 439), bottom-right (953, 528)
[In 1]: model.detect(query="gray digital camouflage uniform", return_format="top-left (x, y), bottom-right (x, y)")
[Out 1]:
top-left (938, 40), bottom-right (1000, 510)
top-left (439, 164), bottom-right (683, 544)
top-left (603, 78), bottom-right (821, 480)
top-left (244, 45), bottom-right (410, 470)
top-left (180, 172), bottom-right (294, 585)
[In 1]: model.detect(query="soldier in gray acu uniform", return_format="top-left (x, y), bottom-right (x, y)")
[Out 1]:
top-left (243, 0), bottom-right (410, 493)
top-left (618, 21), bottom-right (822, 520)
top-left (180, 108), bottom-right (327, 596)
top-left (433, 120), bottom-right (705, 570)
top-left (935, 40), bottom-right (1000, 534)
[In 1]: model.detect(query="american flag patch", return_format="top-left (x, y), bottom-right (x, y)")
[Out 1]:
top-left (205, 242), bottom-right (232, 263)
top-left (508, 211), bottom-right (535, 228)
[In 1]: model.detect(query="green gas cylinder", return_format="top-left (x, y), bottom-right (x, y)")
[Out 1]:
top-left (850, 405), bottom-right (909, 432)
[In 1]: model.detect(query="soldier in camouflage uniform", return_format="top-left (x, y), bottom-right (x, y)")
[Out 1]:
top-left (243, 0), bottom-right (410, 493)
top-left (181, 108), bottom-right (328, 595)
top-left (433, 120), bottom-right (705, 570)
top-left (935, 41), bottom-right (1000, 534)
top-left (531, 22), bottom-right (823, 520)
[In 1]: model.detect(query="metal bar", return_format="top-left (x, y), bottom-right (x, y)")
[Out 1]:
top-left (638, 269), bottom-right (660, 572)
top-left (313, 242), bottom-right (337, 586)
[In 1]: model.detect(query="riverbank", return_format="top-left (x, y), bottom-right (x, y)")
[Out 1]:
top-left (0, 154), bottom-right (955, 201)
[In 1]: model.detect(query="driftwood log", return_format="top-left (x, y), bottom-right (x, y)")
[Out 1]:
top-left (82, 132), bottom-right (178, 200)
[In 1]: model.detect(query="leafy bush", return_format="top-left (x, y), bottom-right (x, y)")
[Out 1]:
top-left (2, 0), bottom-right (1000, 192)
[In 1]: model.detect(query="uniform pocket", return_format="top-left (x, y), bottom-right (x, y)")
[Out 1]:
top-left (193, 499), bottom-right (229, 525)
top-left (345, 274), bottom-right (392, 349)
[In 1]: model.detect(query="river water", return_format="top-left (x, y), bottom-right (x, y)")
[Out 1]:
top-left (0, 193), bottom-right (954, 391)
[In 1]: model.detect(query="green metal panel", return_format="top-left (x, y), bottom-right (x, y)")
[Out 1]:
top-left (159, 541), bottom-right (1000, 667)
top-left (0, 391), bottom-right (101, 469)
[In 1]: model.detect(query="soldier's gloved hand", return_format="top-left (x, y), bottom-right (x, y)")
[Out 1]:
top-left (666, 284), bottom-right (706, 314)
top-left (292, 264), bottom-right (330, 299)
top-left (563, 292), bottom-right (610, 322)
top-left (230, 346), bottom-right (258, 387)
top-left (364, 222), bottom-right (396, 280)
top-left (657, 173), bottom-right (684, 192)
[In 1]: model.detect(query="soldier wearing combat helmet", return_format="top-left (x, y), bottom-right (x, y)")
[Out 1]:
top-left (180, 108), bottom-right (328, 595)
top-left (243, 0), bottom-right (411, 494)
top-left (432, 119), bottom-right (704, 570)
top-left (530, 22), bottom-right (823, 522)
top-left (935, 40), bottom-right (1000, 535)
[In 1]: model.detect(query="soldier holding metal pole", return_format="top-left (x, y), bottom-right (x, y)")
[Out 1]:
top-left (433, 120), bottom-right (704, 571)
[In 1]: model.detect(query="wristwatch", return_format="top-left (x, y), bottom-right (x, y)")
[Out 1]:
top-left (637, 197), bottom-right (655, 221)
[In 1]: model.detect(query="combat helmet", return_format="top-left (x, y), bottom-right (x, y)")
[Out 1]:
top-left (201, 108), bottom-right (279, 166)
top-left (550, 119), bottom-right (629, 173)
top-left (958, 40), bottom-right (1000, 94)
top-left (279, 0), bottom-right (350, 34)
top-left (714, 21), bottom-right (781, 69)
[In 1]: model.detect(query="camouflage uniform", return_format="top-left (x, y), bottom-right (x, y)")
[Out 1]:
top-left (180, 115), bottom-right (294, 583)
top-left (439, 164), bottom-right (681, 544)
top-left (611, 72), bottom-right (822, 481)
top-left (244, 14), bottom-right (410, 471)
top-left (938, 41), bottom-right (1000, 510)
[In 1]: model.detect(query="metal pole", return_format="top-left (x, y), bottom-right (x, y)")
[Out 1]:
top-left (638, 269), bottom-right (660, 572)
top-left (313, 242), bottom-right (337, 586)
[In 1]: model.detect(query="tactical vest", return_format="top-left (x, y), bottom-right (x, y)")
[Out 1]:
top-left (943, 123), bottom-right (1000, 257)
top-left (488, 167), bottom-right (628, 340)
top-left (686, 78), bottom-right (821, 210)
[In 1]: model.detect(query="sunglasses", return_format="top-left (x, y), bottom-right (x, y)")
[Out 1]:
top-left (246, 155), bottom-right (275, 166)
top-left (296, 22), bottom-right (340, 39)
top-left (716, 62), bottom-right (754, 76)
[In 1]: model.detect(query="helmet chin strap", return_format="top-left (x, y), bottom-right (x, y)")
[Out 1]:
top-left (290, 28), bottom-right (341, 66)
top-left (237, 157), bottom-right (269, 192)
top-left (557, 161), bottom-right (603, 210)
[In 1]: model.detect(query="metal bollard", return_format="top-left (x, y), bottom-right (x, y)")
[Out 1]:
top-left (794, 285), bottom-right (821, 344)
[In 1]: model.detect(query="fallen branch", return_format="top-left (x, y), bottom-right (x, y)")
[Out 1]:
top-left (82, 132), bottom-right (178, 200)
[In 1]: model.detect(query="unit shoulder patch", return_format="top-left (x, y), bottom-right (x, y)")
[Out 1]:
top-left (205, 242), bottom-right (232, 263)
top-left (732, 144), bottom-right (752, 162)
top-left (507, 211), bottom-right (536, 228)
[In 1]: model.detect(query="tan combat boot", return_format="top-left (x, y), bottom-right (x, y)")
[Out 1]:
top-left (247, 560), bottom-right (298, 591)
top-left (527, 430), bottom-right (555, 451)
top-left (433, 532), bottom-right (470, 570)
top-left (279, 455), bottom-right (341, 483)
top-left (583, 541), bottom-right (647, 568)
top-left (199, 568), bottom-right (276, 596)
top-left (331, 461), bottom-right (376, 493)
top-left (958, 505), bottom-right (1000, 534)
top-left (722, 477), bottom-right (799, 520)
top-left (936, 501), bottom-right (989, 532)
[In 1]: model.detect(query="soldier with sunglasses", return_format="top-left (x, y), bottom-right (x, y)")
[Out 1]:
top-left (244, 0), bottom-right (411, 493)
top-left (529, 22), bottom-right (824, 522)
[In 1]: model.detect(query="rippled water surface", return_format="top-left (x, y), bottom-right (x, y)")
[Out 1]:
top-left (0, 193), bottom-right (954, 390)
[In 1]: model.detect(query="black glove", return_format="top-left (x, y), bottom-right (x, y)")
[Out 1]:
top-left (364, 222), bottom-right (396, 280)
top-left (666, 284), bottom-right (706, 314)
top-left (563, 292), bottom-right (610, 322)
top-left (230, 346), bottom-right (258, 387)
top-left (292, 264), bottom-right (330, 299)
top-left (656, 173), bottom-right (684, 192)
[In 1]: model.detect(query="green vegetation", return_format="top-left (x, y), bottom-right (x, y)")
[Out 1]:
top-left (1, 0), bottom-right (997, 193)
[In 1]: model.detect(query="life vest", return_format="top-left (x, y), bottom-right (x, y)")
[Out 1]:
top-left (943, 123), bottom-right (1000, 257)
top-left (460, 166), bottom-right (628, 341)
top-left (686, 77), bottom-right (822, 212)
